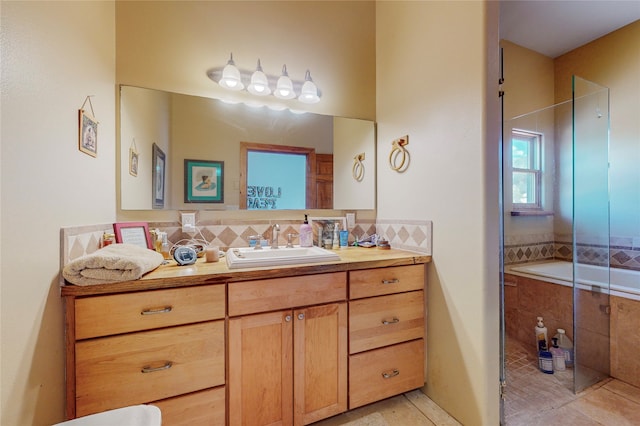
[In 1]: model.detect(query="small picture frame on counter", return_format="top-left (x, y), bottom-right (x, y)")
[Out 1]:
top-left (113, 222), bottom-right (153, 249)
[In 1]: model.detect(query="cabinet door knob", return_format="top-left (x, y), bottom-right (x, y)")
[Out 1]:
top-left (141, 306), bottom-right (173, 315)
top-left (285, 315), bottom-right (292, 322)
top-left (382, 317), bottom-right (400, 325)
top-left (381, 278), bottom-right (399, 285)
top-left (382, 369), bottom-right (400, 379)
top-left (141, 361), bottom-right (173, 373)
top-left (298, 313), bottom-right (305, 320)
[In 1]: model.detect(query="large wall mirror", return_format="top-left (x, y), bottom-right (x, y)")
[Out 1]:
top-left (119, 85), bottom-right (375, 211)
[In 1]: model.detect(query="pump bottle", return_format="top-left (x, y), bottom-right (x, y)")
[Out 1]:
top-left (535, 317), bottom-right (548, 351)
top-left (300, 214), bottom-right (313, 247)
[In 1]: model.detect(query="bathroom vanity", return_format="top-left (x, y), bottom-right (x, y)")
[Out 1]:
top-left (61, 248), bottom-right (429, 425)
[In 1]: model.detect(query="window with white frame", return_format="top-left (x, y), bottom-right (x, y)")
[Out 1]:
top-left (511, 129), bottom-right (542, 210)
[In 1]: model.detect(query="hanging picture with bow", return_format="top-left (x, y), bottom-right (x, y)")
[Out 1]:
top-left (78, 109), bottom-right (98, 157)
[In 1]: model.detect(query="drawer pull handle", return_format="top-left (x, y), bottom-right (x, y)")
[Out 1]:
top-left (141, 361), bottom-right (173, 373)
top-left (141, 306), bottom-right (173, 315)
top-left (382, 317), bottom-right (400, 325)
top-left (382, 369), bottom-right (400, 379)
top-left (382, 278), bottom-right (399, 285)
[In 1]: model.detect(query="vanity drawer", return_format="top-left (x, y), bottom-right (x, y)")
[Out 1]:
top-left (349, 291), bottom-right (425, 354)
top-left (152, 387), bottom-right (226, 426)
top-left (349, 339), bottom-right (425, 409)
top-left (75, 321), bottom-right (225, 417)
top-left (75, 285), bottom-right (225, 339)
top-left (228, 272), bottom-right (347, 316)
top-left (350, 265), bottom-right (425, 299)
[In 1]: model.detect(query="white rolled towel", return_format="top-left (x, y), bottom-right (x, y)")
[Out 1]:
top-left (63, 243), bottom-right (164, 286)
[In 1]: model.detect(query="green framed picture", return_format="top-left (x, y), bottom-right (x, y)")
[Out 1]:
top-left (184, 159), bottom-right (224, 203)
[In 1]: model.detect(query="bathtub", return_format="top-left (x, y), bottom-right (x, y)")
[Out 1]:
top-left (508, 260), bottom-right (640, 301)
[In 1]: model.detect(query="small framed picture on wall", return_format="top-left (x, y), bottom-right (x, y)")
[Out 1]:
top-left (78, 109), bottom-right (98, 157)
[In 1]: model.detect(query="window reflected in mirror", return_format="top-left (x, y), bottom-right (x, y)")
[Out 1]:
top-left (240, 142), bottom-right (332, 209)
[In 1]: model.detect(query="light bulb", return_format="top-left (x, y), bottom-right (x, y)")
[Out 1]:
top-left (298, 70), bottom-right (320, 104)
top-left (248, 59), bottom-right (271, 96)
top-left (219, 53), bottom-right (244, 91)
top-left (274, 64), bottom-right (296, 100)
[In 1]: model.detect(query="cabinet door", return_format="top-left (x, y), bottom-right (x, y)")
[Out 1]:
top-left (228, 310), bottom-right (293, 426)
top-left (294, 303), bottom-right (347, 425)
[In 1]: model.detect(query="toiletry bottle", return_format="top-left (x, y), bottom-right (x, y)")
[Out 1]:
top-left (154, 229), bottom-right (163, 253)
top-left (300, 214), bottom-right (313, 247)
top-left (332, 221), bottom-right (340, 249)
top-left (550, 337), bottom-right (566, 371)
top-left (339, 228), bottom-right (349, 247)
top-left (554, 328), bottom-right (573, 367)
top-left (535, 317), bottom-right (548, 351)
top-left (101, 232), bottom-right (115, 248)
top-left (160, 232), bottom-right (171, 260)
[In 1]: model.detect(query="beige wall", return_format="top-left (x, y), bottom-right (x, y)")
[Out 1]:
top-left (120, 86), bottom-right (171, 210)
top-left (376, 2), bottom-right (500, 424)
top-left (1, 2), bottom-right (116, 425)
top-left (555, 20), bottom-right (640, 241)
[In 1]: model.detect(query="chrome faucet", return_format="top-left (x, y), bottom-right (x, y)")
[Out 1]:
top-left (271, 224), bottom-right (280, 249)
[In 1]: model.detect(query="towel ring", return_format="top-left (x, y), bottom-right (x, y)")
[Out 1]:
top-left (389, 136), bottom-right (409, 172)
top-left (352, 153), bottom-right (365, 181)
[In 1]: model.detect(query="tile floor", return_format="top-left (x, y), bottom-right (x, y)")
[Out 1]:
top-left (313, 390), bottom-right (461, 426)
top-left (505, 335), bottom-right (640, 425)
top-left (314, 337), bottom-right (640, 425)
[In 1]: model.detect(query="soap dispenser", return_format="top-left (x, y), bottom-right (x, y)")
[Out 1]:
top-left (300, 214), bottom-right (313, 247)
top-left (332, 221), bottom-right (340, 249)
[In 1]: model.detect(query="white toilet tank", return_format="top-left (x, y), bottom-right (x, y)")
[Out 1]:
top-left (53, 405), bottom-right (161, 426)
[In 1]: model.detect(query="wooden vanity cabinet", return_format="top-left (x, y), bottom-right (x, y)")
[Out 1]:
top-left (348, 264), bottom-right (426, 409)
top-left (66, 284), bottom-right (226, 425)
top-left (228, 273), bottom-right (348, 426)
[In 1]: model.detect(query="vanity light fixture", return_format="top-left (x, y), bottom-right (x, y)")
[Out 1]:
top-left (211, 55), bottom-right (321, 104)
top-left (274, 65), bottom-right (296, 100)
top-left (298, 70), bottom-right (320, 104)
top-left (247, 59), bottom-right (271, 96)
top-left (219, 53), bottom-right (244, 91)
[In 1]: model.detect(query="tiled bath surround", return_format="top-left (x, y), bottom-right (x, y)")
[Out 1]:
top-left (504, 232), bottom-right (640, 272)
top-left (505, 270), bottom-right (640, 391)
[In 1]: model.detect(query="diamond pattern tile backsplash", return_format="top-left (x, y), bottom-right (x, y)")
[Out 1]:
top-left (60, 218), bottom-right (433, 275)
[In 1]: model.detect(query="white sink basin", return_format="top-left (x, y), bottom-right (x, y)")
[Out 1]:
top-left (226, 245), bottom-right (340, 269)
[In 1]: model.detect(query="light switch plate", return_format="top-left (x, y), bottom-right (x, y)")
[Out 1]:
top-left (181, 212), bottom-right (196, 233)
top-left (346, 213), bottom-right (356, 230)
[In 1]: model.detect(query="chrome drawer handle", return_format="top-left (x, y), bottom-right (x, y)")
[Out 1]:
top-left (382, 369), bottom-right (400, 379)
top-left (382, 317), bottom-right (400, 325)
top-left (141, 361), bottom-right (173, 373)
top-left (141, 306), bottom-right (173, 315)
top-left (381, 278), bottom-right (399, 285)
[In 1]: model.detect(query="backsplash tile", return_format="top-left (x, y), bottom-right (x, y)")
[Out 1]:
top-left (61, 217), bottom-right (433, 279)
top-left (375, 219), bottom-right (432, 254)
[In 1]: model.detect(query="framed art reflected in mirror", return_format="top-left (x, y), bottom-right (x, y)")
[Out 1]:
top-left (184, 159), bottom-right (224, 203)
top-left (152, 143), bottom-right (165, 209)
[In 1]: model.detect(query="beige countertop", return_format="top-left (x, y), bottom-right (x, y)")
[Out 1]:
top-left (61, 247), bottom-right (431, 297)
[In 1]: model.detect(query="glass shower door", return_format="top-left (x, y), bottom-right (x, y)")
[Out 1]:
top-left (572, 75), bottom-right (611, 393)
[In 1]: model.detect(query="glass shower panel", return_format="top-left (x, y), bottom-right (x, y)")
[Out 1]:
top-left (572, 75), bottom-right (610, 393)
